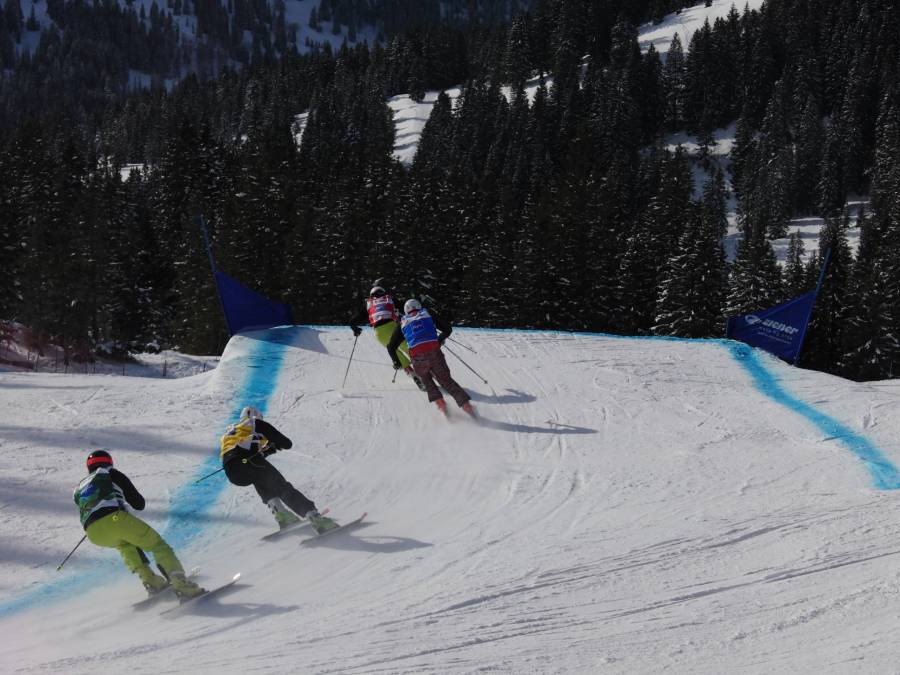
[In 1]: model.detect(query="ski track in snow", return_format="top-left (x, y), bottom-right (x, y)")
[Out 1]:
top-left (3, 327), bottom-right (900, 673)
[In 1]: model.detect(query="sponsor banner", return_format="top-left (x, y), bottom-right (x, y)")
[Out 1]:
top-left (726, 291), bottom-right (816, 362)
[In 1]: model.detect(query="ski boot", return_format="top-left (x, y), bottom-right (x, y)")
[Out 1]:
top-left (169, 570), bottom-right (206, 600)
top-left (434, 399), bottom-right (448, 416)
top-left (268, 497), bottom-right (301, 529)
top-left (137, 564), bottom-right (169, 596)
top-left (461, 402), bottom-right (477, 419)
top-left (306, 509), bottom-right (339, 534)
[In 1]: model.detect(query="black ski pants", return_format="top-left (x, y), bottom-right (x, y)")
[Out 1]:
top-left (224, 454), bottom-right (316, 517)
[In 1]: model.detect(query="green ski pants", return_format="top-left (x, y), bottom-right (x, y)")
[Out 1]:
top-left (374, 321), bottom-right (411, 369)
top-left (86, 511), bottom-right (184, 578)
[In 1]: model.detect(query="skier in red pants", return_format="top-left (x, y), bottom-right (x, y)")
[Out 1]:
top-left (387, 299), bottom-right (475, 416)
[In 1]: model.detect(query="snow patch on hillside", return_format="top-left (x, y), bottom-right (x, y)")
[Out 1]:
top-left (639, 0), bottom-right (766, 54)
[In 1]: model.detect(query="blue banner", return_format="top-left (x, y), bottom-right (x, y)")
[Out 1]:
top-left (214, 270), bottom-right (294, 335)
top-left (726, 291), bottom-right (817, 363)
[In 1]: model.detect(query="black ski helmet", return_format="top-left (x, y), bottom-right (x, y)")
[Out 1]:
top-left (86, 449), bottom-right (113, 472)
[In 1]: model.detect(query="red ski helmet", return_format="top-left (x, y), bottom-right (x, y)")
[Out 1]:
top-left (86, 449), bottom-right (113, 471)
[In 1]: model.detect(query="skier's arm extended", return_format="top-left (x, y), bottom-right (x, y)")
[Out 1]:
top-left (431, 309), bottom-right (452, 344)
top-left (254, 419), bottom-right (292, 450)
top-left (110, 469), bottom-right (146, 510)
top-left (349, 306), bottom-right (368, 335)
top-left (386, 323), bottom-right (404, 369)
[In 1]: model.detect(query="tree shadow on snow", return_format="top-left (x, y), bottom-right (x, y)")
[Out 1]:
top-left (2, 424), bottom-right (212, 457)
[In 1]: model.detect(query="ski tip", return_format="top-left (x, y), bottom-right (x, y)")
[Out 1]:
top-left (231, 573), bottom-right (242, 582)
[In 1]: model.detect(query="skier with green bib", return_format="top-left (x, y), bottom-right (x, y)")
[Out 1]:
top-left (73, 449), bottom-right (205, 598)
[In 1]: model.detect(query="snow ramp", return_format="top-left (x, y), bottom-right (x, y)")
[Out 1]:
top-left (4, 326), bottom-right (900, 673)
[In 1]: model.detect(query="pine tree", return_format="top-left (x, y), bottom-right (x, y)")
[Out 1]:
top-left (724, 221), bottom-right (782, 318)
top-left (841, 210), bottom-right (900, 380)
top-left (653, 172), bottom-right (727, 338)
top-left (662, 32), bottom-right (686, 132)
top-left (799, 213), bottom-right (854, 374)
top-left (782, 231), bottom-right (808, 298)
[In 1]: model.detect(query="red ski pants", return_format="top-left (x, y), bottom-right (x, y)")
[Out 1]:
top-left (411, 349), bottom-right (470, 407)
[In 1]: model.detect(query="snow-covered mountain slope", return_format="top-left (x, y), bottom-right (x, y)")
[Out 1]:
top-left (639, 0), bottom-right (766, 54)
top-left (4, 327), bottom-right (900, 673)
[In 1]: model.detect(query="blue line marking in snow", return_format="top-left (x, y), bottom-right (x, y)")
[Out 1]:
top-left (302, 325), bottom-right (900, 489)
top-left (0, 326), bottom-right (294, 619)
top-left (162, 326), bottom-right (291, 549)
top-left (719, 340), bottom-right (900, 490)
top-left (449, 326), bottom-right (900, 490)
top-left (2, 326), bottom-right (896, 618)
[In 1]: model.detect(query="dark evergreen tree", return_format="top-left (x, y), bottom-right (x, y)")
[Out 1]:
top-left (798, 213), bottom-right (853, 374)
top-left (653, 172), bottom-right (727, 338)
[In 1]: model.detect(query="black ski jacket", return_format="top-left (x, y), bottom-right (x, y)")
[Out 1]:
top-left (82, 469), bottom-right (145, 529)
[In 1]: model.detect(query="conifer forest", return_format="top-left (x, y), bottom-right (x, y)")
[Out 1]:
top-left (1, 0), bottom-right (898, 381)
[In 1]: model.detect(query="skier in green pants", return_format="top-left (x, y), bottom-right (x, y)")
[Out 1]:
top-left (73, 449), bottom-right (205, 599)
top-left (349, 283), bottom-right (423, 389)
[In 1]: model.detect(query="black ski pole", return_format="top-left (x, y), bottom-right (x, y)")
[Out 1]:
top-left (57, 534), bottom-right (87, 571)
top-left (444, 345), bottom-right (488, 384)
top-left (342, 333), bottom-right (360, 388)
top-left (392, 367), bottom-right (398, 384)
top-left (194, 465), bottom-right (227, 484)
top-left (196, 445), bottom-right (268, 485)
top-left (448, 336), bottom-right (477, 354)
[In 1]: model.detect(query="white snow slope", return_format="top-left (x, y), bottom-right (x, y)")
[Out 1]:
top-left (4, 326), bottom-right (900, 674)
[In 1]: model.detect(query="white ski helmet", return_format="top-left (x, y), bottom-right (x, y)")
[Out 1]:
top-left (241, 406), bottom-right (263, 421)
top-left (369, 286), bottom-right (387, 298)
top-left (404, 298), bottom-right (422, 314)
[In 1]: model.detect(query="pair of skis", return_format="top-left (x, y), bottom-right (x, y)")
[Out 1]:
top-left (262, 511), bottom-right (368, 545)
top-left (132, 567), bottom-right (240, 614)
top-left (133, 511), bottom-right (367, 613)
top-left (436, 403), bottom-right (478, 422)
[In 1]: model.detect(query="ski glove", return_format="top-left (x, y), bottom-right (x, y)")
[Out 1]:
top-left (392, 361), bottom-right (402, 370)
top-left (350, 325), bottom-right (362, 337)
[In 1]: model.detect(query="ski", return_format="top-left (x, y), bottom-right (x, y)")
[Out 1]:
top-left (132, 566), bottom-right (201, 610)
top-left (261, 508), bottom-right (331, 541)
top-left (300, 513), bottom-right (367, 545)
top-left (160, 573), bottom-right (242, 615)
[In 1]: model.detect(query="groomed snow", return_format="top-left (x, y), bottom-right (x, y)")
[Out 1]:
top-left (4, 326), bottom-right (900, 673)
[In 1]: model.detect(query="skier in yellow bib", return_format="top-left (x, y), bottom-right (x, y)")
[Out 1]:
top-left (220, 406), bottom-right (337, 533)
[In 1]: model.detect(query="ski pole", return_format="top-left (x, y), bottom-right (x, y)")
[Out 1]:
top-left (194, 465), bottom-right (226, 484)
top-left (392, 367), bottom-right (398, 384)
top-left (448, 337), bottom-right (477, 354)
top-left (196, 445), bottom-right (269, 485)
top-left (342, 333), bottom-right (360, 388)
top-left (444, 345), bottom-right (488, 384)
top-left (57, 535), bottom-right (87, 571)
